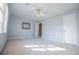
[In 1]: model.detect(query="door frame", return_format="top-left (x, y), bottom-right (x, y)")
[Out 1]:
top-left (35, 22), bottom-right (43, 38)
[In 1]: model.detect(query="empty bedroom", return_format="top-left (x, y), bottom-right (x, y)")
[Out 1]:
top-left (0, 3), bottom-right (79, 55)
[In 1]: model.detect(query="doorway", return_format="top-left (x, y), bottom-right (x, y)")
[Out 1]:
top-left (39, 23), bottom-right (42, 37)
top-left (35, 22), bottom-right (42, 38)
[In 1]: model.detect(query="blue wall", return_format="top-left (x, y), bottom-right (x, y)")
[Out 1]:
top-left (42, 8), bottom-right (79, 46)
top-left (8, 16), bottom-right (35, 39)
top-left (42, 16), bottom-right (64, 42)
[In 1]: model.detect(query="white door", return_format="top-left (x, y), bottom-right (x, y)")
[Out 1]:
top-left (63, 14), bottom-right (77, 45)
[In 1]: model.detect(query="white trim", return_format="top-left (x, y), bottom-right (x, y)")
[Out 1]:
top-left (8, 37), bottom-right (25, 40)
top-left (7, 37), bottom-right (35, 40)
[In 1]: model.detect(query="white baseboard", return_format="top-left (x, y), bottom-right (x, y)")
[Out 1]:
top-left (8, 38), bottom-right (19, 40)
top-left (8, 37), bottom-right (34, 40)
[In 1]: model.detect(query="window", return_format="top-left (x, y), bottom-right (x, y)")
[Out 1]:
top-left (3, 5), bottom-right (8, 32)
top-left (0, 5), bottom-right (3, 33)
top-left (0, 3), bottom-right (8, 33)
top-left (0, 4), bottom-right (3, 10)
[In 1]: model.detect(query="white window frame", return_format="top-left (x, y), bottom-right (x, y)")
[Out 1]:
top-left (3, 5), bottom-right (8, 33)
top-left (0, 5), bottom-right (4, 33)
top-left (0, 3), bottom-right (8, 33)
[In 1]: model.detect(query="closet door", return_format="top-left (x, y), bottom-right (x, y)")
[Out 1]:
top-left (63, 14), bottom-right (77, 45)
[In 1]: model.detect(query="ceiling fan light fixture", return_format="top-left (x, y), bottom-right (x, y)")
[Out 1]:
top-left (36, 8), bottom-right (44, 17)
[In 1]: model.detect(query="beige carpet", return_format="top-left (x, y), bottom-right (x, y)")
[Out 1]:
top-left (1, 39), bottom-right (79, 55)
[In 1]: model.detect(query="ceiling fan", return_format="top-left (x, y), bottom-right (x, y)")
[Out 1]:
top-left (25, 3), bottom-right (44, 16)
top-left (36, 8), bottom-right (44, 16)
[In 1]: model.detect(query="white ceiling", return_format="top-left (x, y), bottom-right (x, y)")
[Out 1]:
top-left (8, 3), bottom-right (79, 20)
